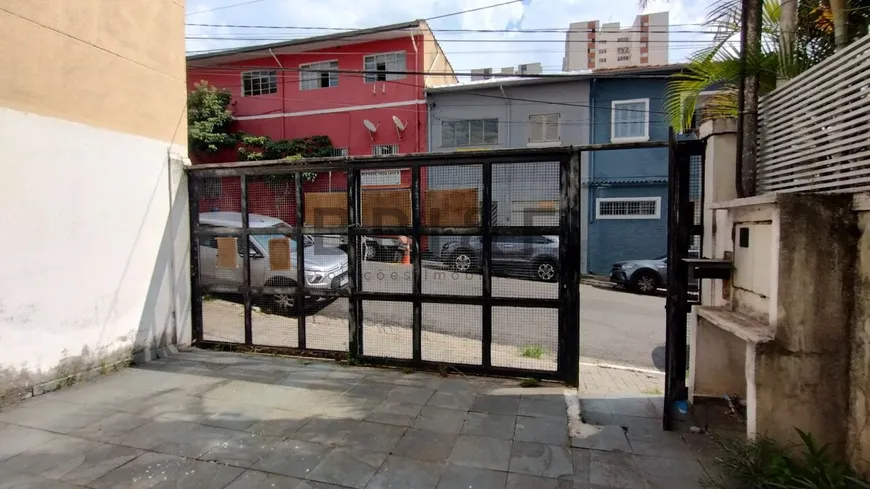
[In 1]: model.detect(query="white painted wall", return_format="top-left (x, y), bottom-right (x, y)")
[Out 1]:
top-left (0, 107), bottom-right (190, 384)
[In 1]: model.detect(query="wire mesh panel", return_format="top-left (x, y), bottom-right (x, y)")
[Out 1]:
top-left (201, 294), bottom-right (246, 344)
top-left (189, 147), bottom-right (581, 384)
top-left (492, 306), bottom-right (558, 372)
top-left (307, 298), bottom-right (349, 351)
top-left (491, 162), bottom-right (560, 299)
top-left (423, 235), bottom-right (481, 297)
top-left (422, 304), bottom-right (483, 365)
top-left (251, 293), bottom-right (298, 347)
top-left (360, 300), bottom-right (413, 359)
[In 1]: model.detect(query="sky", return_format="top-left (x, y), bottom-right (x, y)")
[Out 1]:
top-left (185, 0), bottom-right (717, 76)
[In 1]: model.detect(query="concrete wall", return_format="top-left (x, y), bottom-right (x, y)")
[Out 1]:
top-left (849, 202), bottom-right (870, 474)
top-left (0, 0), bottom-right (189, 403)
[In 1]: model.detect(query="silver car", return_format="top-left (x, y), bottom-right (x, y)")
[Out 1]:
top-left (609, 249), bottom-right (700, 294)
top-left (438, 235), bottom-right (560, 282)
top-left (199, 212), bottom-right (349, 312)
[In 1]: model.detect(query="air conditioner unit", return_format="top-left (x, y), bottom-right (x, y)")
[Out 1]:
top-left (470, 68), bottom-right (493, 81)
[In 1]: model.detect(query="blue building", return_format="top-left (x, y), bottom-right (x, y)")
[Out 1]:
top-left (583, 66), bottom-right (683, 274)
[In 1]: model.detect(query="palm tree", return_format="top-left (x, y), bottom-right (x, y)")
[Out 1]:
top-left (662, 0), bottom-right (869, 132)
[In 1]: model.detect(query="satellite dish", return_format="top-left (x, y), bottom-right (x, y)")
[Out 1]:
top-left (392, 115), bottom-right (407, 140)
top-left (363, 119), bottom-right (378, 132)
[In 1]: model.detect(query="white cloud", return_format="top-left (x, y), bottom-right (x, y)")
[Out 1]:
top-left (185, 0), bottom-right (715, 73)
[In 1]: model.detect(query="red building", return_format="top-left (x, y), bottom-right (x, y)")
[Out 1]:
top-left (187, 20), bottom-right (455, 160)
top-left (188, 21), bottom-right (457, 253)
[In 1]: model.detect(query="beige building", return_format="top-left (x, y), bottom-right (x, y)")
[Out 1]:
top-left (0, 0), bottom-right (191, 401)
top-left (562, 12), bottom-right (669, 71)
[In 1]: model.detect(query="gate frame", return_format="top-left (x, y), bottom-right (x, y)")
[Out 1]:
top-left (187, 143), bottom-right (667, 386)
top-left (663, 130), bottom-right (706, 429)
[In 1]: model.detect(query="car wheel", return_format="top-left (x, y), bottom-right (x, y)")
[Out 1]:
top-left (364, 242), bottom-right (379, 261)
top-left (452, 250), bottom-right (475, 272)
top-left (534, 259), bottom-right (558, 282)
top-left (632, 271), bottom-right (660, 295)
top-left (265, 278), bottom-right (297, 315)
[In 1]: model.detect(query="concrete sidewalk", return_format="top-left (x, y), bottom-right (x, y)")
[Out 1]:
top-left (0, 350), bottom-right (719, 489)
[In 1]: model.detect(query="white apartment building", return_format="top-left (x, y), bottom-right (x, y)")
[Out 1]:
top-left (562, 12), bottom-right (669, 71)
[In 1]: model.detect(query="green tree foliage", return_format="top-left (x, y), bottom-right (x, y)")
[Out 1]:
top-left (666, 0), bottom-right (870, 132)
top-left (237, 134), bottom-right (334, 161)
top-left (187, 81), bottom-right (236, 154)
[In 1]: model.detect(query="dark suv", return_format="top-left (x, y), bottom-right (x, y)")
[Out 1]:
top-left (437, 235), bottom-right (559, 282)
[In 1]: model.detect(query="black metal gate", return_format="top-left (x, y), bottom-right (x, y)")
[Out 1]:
top-left (188, 148), bottom-right (582, 385)
top-left (663, 130), bottom-right (706, 429)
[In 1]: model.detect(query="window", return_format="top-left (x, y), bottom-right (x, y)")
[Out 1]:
top-left (598, 49), bottom-right (607, 54)
top-left (599, 58), bottom-right (607, 63)
top-left (611, 98), bottom-right (649, 142)
top-left (441, 119), bottom-right (499, 147)
top-left (300, 61), bottom-right (338, 90)
top-left (599, 40), bottom-right (607, 44)
top-left (529, 114), bottom-right (560, 142)
top-left (241, 70), bottom-right (277, 97)
top-left (364, 52), bottom-right (406, 82)
top-left (331, 147), bottom-right (349, 157)
top-left (617, 55), bottom-right (631, 61)
top-left (617, 47), bottom-right (630, 54)
top-left (595, 197), bottom-right (661, 219)
top-left (372, 144), bottom-right (399, 155)
top-left (617, 36), bottom-right (629, 42)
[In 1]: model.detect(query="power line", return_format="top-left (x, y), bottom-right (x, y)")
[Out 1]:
top-left (187, 64), bottom-right (682, 84)
top-left (426, 0), bottom-right (524, 21)
top-left (185, 35), bottom-right (713, 44)
top-left (185, 21), bottom-right (714, 31)
top-left (185, 23), bottom-right (712, 34)
top-left (186, 0), bottom-right (269, 17)
top-left (188, 69), bottom-right (676, 115)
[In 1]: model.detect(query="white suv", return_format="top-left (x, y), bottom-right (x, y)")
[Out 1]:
top-left (199, 212), bottom-right (349, 312)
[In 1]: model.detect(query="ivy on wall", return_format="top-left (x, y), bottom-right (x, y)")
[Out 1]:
top-left (187, 81), bottom-right (335, 182)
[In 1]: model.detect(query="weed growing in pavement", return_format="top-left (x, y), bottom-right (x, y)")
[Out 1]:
top-left (702, 428), bottom-right (870, 489)
top-left (520, 345), bottom-right (545, 359)
top-left (520, 377), bottom-right (541, 388)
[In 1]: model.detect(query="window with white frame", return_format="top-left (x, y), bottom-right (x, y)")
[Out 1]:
top-left (241, 70), bottom-right (278, 97)
top-left (300, 61), bottom-right (338, 90)
top-left (364, 52), bottom-right (406, 82)
top-left (529, 114), bottom-right (560, 142)
top-left (595, 197), bottom-right (661, 219)
top-left (331, 147), bottom-right (349, 157)
top-left (441, 119), bottom-right (499, 147)
top-left (372, 144), bottom-right (400, 155)
top-left (611, 98), bottom-right (649, 142)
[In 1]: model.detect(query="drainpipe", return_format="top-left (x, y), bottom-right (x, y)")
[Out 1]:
top-left (412, 33), bottom-right (421, 152)
top-left (583, 79), bottom-right (597, 274)
top-left (500, 85), bottom-right (511, 145)
top-left (269, 48), bottom-right (286, 140)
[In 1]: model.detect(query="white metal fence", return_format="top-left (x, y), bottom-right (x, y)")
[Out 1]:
top-left (757, 34), bottom-right (870, 194)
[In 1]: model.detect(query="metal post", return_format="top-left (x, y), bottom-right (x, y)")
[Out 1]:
top-left (559, 151), bottom-right (581, 387)
top-left (664, 130), bottom-right (692, 430)
top-left (347, 169), bottom-right (361, 359)
top-left (481, 162), bottom-right (493, 368)
top-left (240, 175), bottom-right (253, 345)
top-left (411, 166), bottom-right (422, 362)
top-left (188, 176), bottom-right (203, 344)
top-left (295, 172), bottom-right (307, 349)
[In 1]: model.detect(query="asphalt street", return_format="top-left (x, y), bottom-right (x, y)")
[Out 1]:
top-left (307, 261), bottom-right (667, 371)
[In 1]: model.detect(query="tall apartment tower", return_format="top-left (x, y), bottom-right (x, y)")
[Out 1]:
top-left (562, 12), bottom-right (669, 71)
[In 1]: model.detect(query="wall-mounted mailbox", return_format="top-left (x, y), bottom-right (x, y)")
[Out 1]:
top-left (683, 258), bottom-right (733, 280)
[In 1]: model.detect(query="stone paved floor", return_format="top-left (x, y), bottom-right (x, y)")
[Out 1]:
top-left (0, 350), bottom-right (722, 489)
